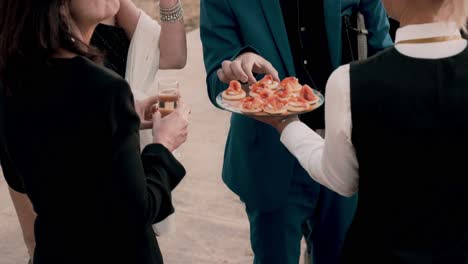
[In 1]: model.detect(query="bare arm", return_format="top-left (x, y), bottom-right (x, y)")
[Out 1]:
top-left (157, 0), bottom-right (187, 69)
top-left (115, 0), bottom-right (140, 37)
top-left (8, 187), bottom-right (36, 258)
top-left (115, 0), bottom-right (187, 69)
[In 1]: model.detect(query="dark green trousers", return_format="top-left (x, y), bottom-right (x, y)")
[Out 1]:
top-left (246, 162), bottom-right (357, 264)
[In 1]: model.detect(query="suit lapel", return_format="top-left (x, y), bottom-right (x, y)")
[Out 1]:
top-left (259, 0), bottom-right (295, 76)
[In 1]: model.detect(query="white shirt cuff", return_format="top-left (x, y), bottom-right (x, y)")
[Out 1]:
top-left (280, 121), bottom-right (323, 153)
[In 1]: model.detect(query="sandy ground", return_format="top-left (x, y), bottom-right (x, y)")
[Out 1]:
top-left (154, 31), bottom-right (255, 264)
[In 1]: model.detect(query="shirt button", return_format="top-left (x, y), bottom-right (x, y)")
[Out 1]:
top-left (303, 60), bottom-right (308, 65)
top-left (300, 27), bottom-right (306, 32)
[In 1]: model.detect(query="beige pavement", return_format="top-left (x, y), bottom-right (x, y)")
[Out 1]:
top-left (0, 30), bottom-right (254, 264)
top-left (155, 30), bottom-right (254, 264)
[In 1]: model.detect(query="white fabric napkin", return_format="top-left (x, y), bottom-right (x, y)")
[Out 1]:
top-left (125, 10), bottom-right (176, 236)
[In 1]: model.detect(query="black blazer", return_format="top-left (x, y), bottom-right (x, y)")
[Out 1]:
top-left (0, 56), bottom-right (185, 264)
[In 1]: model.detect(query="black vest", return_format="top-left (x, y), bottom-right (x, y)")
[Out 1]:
top-left (342, 47), bottom-right (468, 264)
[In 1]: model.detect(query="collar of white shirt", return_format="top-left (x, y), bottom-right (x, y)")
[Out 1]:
top-left (395, 22), bottom-right (461, 43)
top-left (395, 22), bottom-right (466, 59)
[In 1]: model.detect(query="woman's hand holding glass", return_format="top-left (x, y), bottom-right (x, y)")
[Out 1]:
top-left (134, 95), bottom-right (191, 153)
top-left (135, 95), bottom-right (160, 130)
top-left (152, 100), bottom-right (191, 153)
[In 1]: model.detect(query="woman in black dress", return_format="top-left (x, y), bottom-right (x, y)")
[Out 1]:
top-left (6, 0), bottom-right (188, 261)
top-left (0, 0), bottom-right (190, 263)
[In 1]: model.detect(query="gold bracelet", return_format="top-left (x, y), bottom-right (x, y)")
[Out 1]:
top-left (160, 0), bottom-right (184, 23)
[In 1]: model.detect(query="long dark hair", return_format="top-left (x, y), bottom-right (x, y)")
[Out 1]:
top-left (0, 0), bottom-right (100, 92)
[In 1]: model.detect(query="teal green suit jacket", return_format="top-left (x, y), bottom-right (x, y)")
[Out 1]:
top-left (201, 0), bottom-right (391, 211)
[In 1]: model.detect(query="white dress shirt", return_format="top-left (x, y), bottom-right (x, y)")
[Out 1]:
top-left (280, 22), bottom-right (468, 197)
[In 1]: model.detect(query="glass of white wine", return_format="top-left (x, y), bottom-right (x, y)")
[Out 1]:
top-left (157, 77), bottom-right (182, 160)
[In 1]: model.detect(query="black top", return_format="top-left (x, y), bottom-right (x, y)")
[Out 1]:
top-left (343, 47), bottom-right (468, 263)
top-left (91, 24), bottom-right (130, 77)
top-left (0, 56), bottom-right (185, 264)
top-left (279, 0), bottom-right (333, 129)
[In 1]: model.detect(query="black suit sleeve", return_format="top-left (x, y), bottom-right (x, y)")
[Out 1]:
top-left (0, 81), bottom-right (26, 193)
top-left (0, 150), bottom-right (26, 193)
top-left (108, 79), bottom-right (185, 228)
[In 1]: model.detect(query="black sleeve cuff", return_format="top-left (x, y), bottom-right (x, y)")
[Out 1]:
top-left (141, 144), bottom-right (186, 190)
top-left (0, 154), bottom-right (26, 193)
